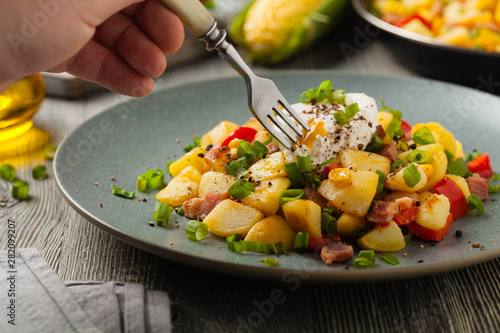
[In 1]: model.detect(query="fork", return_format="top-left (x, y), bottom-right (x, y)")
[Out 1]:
top-left (159, 0), bottom-right (310, 149)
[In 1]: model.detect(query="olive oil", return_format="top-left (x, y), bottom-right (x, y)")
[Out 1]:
top-left (0, 74), bottom-right (46, 141)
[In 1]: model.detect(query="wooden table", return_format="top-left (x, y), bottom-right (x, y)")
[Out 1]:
top-left (2, 17), bottom-right (500, 332)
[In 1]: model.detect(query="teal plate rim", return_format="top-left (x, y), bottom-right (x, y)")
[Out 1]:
top-left (53, 70), bottom-right (500, 283)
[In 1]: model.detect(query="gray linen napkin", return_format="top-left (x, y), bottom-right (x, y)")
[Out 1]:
top-left (0, 248), bottom-right (172, 333)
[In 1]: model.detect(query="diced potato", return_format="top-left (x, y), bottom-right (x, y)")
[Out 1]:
top-left (454, 140), bottom-right (464, 161)
top-left (205, 120), bottom-right (240, 146)
top-left (401, 18), bottom-right (433, 37)
top-left (246, 152), bottom-right (287, 182)
top-left (377, 112), bottom-right (393, 131)
top-left (411, 123), bottom-right (457, 156)
top-left (241, 177), bottom-right (291, 216)
top-left (357, 221), bottom-right (406, 252)
top-left (338, 149), bottom-right (392, 176)
top-left (169, 146), bottom-right (210, 177)
top-left (282, 199), bottom-right (322, 237)
top-left (318, 170), bottom-right (379, 217)
top-left (384, 163), bottom-right (428, 192)
top-left (415, 194), bottom-right (451, 230)
top-left (200, 133), bottom-right (211, 146)
top-left (203, 199), bottom-right (264, 237)
top-left (254, 129), bottom-right (270, 143)
top-left (243, 117), bottom-right (265, 131)
top-left (445, 174), bottom-right (471, 198)
top-left (418, 191), bottom-right (433, 203)
top-left (156, 166), bottom-right (202, 207)
top-left (384, 191), bottom-right (417, 202)
top-left (204, 146), bottom-right (233, 173)
top-left (198, 171), bottom-right (238, 198)
top-left (337, 212), bottom-right (370, 237)
top-left (244, 215), bottom-right (296, 250)
top-left (398, 143), bottom-right (448, 192)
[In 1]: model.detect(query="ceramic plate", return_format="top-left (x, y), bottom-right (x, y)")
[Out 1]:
top-left (54, 72), bottom-right (500, 282)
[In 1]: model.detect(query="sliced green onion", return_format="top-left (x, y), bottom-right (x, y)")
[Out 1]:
top-left (413, 127), bottom-right (435, 145)
top-left (315, 80), bottom-right (333, 103)
top-left (399, 142), bottom-right (410, 152)
top-left (185, 220), bottom-right (208, 241)
top-left (488, 174), bottom-right (500, 193)
top-left (380, 253), bottom-right (400, 265)
top-left (12, 180), bottom-right (29, 200)
top-left (136, 176), bottom-right (147, 192)
top-left (466, 194), bottom-right (485, 216)
top-left (353, 250), bottom-right (375, 269)
top-left (447, 158), bottom-right (472, 178)
top-left (183, 137), bottom-right (201, 152)
top-left (333, 110), bottom-right (349, 126)
top-left (407, 150), bottom-right (434, 164)
top-left (0, 164), bottom-right (16, 181)
top-left (260, 257), bottom-right (280, 268)
top-left (328, 89), bottom-right (345, 104)
top-left (284, 162), bottom-right (305, 188)
top-left (112, 187), bottom-right (135, 199)
top-left (468, 150), bottom-right (481, 162)
top-left (227, 240), bottom-right (272, 253)
top-left (296, 155), bottom-right (312, 173)
top-left (403, 164), bottom-right (421, 188)
top-left (32, 165), bottom-right (47, 179)
top-left (153, 201), bottom-right (173, 227)
top-left (236, 140), bottom-right (252, 158)
top-left (391, 159), bottom-right (406, 173)
top-left (279, 189), bottom-right (305, 206)
top-left (300, 89), bottom-right (315, 103)
top-left (345, 103), bottom-right (360, 118)
top-left (139, 169), bottom-right (165, 189)
top-left (321, 212), bottom-right (337, 237)
top-left (227, 233), bottom-right (243, 242)
top-left (293, 232), bottom-right (309, 253)
top-left (43, 145), bottom-right (57, 160)
top-left (228, 179), bottom-right (255, 200)
top-left (365, 134), bottom-right (383, 153)
top-left (350, 224), bottom-right (376, 238)
top-left (444, 149), bottom-right (455, 164)
top-left (273, 241), bottom-right (287, 255)
top-left (177, 206), bottom-right (185, 216)
top-left (376, 170), bottom-right (385, 192)
top-left (385, 119), bottom-right (403, 138)
top-left (379, 97), bottom-right (402, 120)
top-left (322, 207), bottom-right (337, 216)
top-left (166, 161), bottom-right (175, 177)
top-left (302, 172), bottom-right (322, 190)
top-left (238, 140), bottom-right (268, 160)
top-left (404, 230), bottom-right (413, 246)
top-left (226, 157), bottom-right (249, 178)
top-left (263, 134), bottom-right (274, 145)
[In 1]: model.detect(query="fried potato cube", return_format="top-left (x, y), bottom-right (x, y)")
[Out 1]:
top-left (156, 166), bottom-right (201, 207)
top-left (245, 215), bottom-right (296, 250)
top-left (415, 194), bottom-right (451, 231)
top-left (241, 177), bottom-right (291, 216)
top-left (282, 199), bottom-right (322, 237)
top-left (203, 199), bottom-right (264, 237)
top-left (337, 212), bottom-right (371, 237)
top-left (246, 152), bottom-right (287, 182)
top-left (384, 163), bottom-right (428, 192)
top-left (357, 221), bottom-right (406, 252)
top-left (338, 149), bottom-right (392, 176)
top-left (169, 146), bottom-right (209, 177)
top-left (198, 171), bottom-right (238, 198)
top-left (204, 146), bottom-right (233, 174)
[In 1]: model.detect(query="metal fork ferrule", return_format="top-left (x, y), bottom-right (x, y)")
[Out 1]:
top-left (198, 22), bottom-right (226, 52)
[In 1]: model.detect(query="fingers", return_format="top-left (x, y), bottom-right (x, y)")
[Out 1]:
top-left (56, 39), bottom-right (154, 97)
top-left (93, 12), bottom-right (166, 78)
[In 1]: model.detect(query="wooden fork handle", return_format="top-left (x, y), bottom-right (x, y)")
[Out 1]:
top-left (160, 0), bottom-right (215, 38)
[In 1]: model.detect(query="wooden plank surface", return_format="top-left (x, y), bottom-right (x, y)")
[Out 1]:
top-left (2, 18), bottom-right (500, 332)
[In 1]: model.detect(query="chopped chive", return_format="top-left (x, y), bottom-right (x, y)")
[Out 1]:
top-left (284, 162), bottom-right (305, 188)
top-left (183, 137), bottom-right (202, 152)
top-left (260, 257), bottom-right (280, 268)
top-left (322, 207), bottom-right (337, 216)
top-left (227, 240), bottom-right (272, 253)
top-left (407, 150), bottom-right (434, 164)
top-left (385, 119), bottom-right (403, 138)
top-left (43, 145), bottom-right (57, 160)
top-left (177, 206), bottom-right (185, 216)
top-left (328, 89), bottom-right (345, 104)
top-left (447, 158), bottom-right (472, 178)
top-left (228, 179), bottom-right (255, 200)
top-left (391, 159), bottom-right (406, 173)
top-left (273, 241), bottom-right (287, 255)
top-left (279, 189), bottom-right (305, 206)
top-left (226, 157), bottom-right (249, 178)
top-left (263, 134), bottom-right (274, 145)
top-left (153, 201), bottom-right (173, 227)
top-left (32, 165), bottom-right (47, 179)
top-left (413, 127), bottom-right (435, 145)
top-left (12, 180), bottom-right (29, 200)
top-left (139, 169), bottom-right (164, 190)
top-left (379, 97), bottom-right (402, 120)
top-left (488, 174), bottom-right (500, 193)
top-left (444, 149), bottom-right (455, 164)
top-left (185, 220), bottom-right (208, 241)
top-left (345, 103), bottom-right (360, 118)
top-left (321, 211), bottom-right (337, 238)
top-left (365, 134), bottom-right (383, 153)
top-left (0, 164), bottom-right (16, 181)
top-left (293, 232), bottom-right (309, 253)
top-left (376, 170), bottom-right (385, 192)
top-left (399, 142), bottom-right (410, 152)
top-left (466, 194), bottom-right (485, 216)
top-left (468, 150), bottom-right (481, 162)
top-left (296, 155), bottom-right (312, 173)
top-left (380, 253), bottom-right (400, 265)
top-left (334, 110), bottom-right (349, 126)
top-left (403, 164), bottom-right (421, 188)
top-left (227, 233), bottom-right (243, 242)
top-left (112, 187), bottom-right (135, 199)
top-left (353, 250), bottom-right (376, 269)
top-left (136, 176), bottom-right (147, 192)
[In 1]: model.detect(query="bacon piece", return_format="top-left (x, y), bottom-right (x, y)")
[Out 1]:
top-left (394, 197), bottom-right (414, 210)
top-left (366, 201), bottom-right (400, 224)
top-left (304, 185), bottom-right (329, 208)
top-left (467, 174), bottom-right (489, 201)
top-left (321, 242), bottom-right (354, 265)
top-left (183, 192), bottom-right (230, 220)
top-left (265, 143), bottom-right (279, 154)
top-left (378, 143), bottom-right (399, 162)
top-left (385, 191), bottom-right (419, 205)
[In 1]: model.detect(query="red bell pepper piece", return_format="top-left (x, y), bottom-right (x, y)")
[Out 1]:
top-left (308, 235), bottom-right (330, 251)
top-left (401, 120), bottom-right (412, 135)
top-left (220, 127), bottom-right (257, 147)
top-left (396, 15), bottom-right (432, 30)
top-left (375, 222), bottom-right (391, 229)
top-left (467, 153), bottom-right (493, 179)
top-left (433, 177), bottom-right (468, 221)
top-left (407, 213), bottom-right (453, 242)
top-left (394, 206), bottom-right (419, 226)
top-left (323, 162), bottom-right (342, 176)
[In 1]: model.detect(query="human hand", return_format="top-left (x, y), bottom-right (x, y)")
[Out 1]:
top-left (0, 0), bottom-right (184, 96)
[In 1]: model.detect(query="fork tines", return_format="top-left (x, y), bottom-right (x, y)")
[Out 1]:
top-left (265, 99), bottom-right (310, 150)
